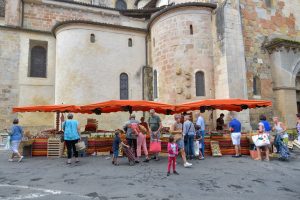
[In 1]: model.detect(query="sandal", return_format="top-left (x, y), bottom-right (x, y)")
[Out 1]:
top-left (254, 158), bottom-right (262, 161)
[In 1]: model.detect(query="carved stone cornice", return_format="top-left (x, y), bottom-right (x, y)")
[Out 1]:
top-left (264, 38), bottom-right (300, 54)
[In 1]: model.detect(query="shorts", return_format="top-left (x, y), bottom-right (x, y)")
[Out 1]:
top-left (176, 139), bottom-right (184, 150)
top-left (113, 149), bottom-right (119, 158)
top-left (231, 132), bottom-right (241, 145)
top-left (10, 140), bottom-right (21, 153)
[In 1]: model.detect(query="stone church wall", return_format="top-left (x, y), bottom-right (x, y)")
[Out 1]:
top-left (0, 29), bottom-right (20, 130)
top-left (20, 0), bottom-right (146, 32)
top-left (240, 0), bottom-right (300, 128)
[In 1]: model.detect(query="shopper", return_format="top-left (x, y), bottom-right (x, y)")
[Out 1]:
top-left (195, 125), bottom-right (204, 160)
top-left (62, 113), bottom-right (80, 164)
top-left (139, 117), bottom-right (149, 132)
top-left (296, 114), bottom-right (300, 143)
top-left (148, 109), bottom-right (162, 161)
top-left (112, 131), bottom-right (121, 165)
top-left (183, 115), bottom-right (196, 159)
top-left (196, 113), bottom-right (205, 158)
top-left (228, 113), bottom-right (242, 158)
top-left (131, 123), bottom-right (150, 162)
top-left (167, 135), bottom-right (179, 176)
top-left (216, 113), bottom-right (225, 131)
top-left (7, 118), bottom-right (24, 162)
top-left (272, 116), bottom-right (287, 151)
top-left (112, 131), bottom-right (128, 165)
top-left (124, 114), bottom-right (139, 158)
top-left (170, 114), bottom-right (192, 167)
top-left (255, 115), bottom-right (271, 161)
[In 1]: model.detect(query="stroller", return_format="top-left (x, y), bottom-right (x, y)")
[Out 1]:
top-left (274, 134), bottom-right (290, 161)
top-left (121, 144), bottom-right (137, 166)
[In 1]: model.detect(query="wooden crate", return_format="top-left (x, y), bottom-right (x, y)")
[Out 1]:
top-left (47, 138), bottom-right (64, 158)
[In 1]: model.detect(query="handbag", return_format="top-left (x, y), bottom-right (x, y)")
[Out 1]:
top-left (4, 136), bottom-right (11, 150)
top-left (149, 140), bottom-right (161, 153)
top-left (184, 123), bottom-right (192, 143)
top-left (252, 133), bottom-right (270, 147)
top-left (194, 141), bottom-right (200, 156)
top-left (75, 141), bottom-right (86, 151)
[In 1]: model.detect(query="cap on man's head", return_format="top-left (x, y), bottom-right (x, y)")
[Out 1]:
top-left (150, 109), bottom-right (155, 114)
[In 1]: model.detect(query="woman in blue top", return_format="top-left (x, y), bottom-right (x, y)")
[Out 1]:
top-left (62, 113), bottom-right (80, 164)
top-left (8, 118), bottom-right (24, 162)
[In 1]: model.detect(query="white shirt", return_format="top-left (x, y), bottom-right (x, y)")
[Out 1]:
top-left (196, 116), bottom-right (205, 131)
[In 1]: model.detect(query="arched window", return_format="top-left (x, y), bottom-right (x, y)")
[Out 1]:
top-left (115, 0), bottom-right (127, 10)
top-left (153, 70), bottom-right (158, 99)
top-left (120, 73), bottom-right (129, 100)
top-left (190, 25), bottom-right (193, 35)
top-left (253, 76), bottom-right (261, 95)
top-left (195, 71), bottom-right (205, 96)
top-left (29, 42), bottom-right (47, 78)
top-left (128, 38), bottom-right (132, 47)
top-left (90, 34), bottom-right (95, 43)
top-left (264, 0), bottom-right (274, 8)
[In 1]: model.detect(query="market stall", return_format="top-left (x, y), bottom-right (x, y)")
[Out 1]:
top-left (12, 99), bottom-right (272, 157)
top-left (175, 99), bottom-right (273, 156)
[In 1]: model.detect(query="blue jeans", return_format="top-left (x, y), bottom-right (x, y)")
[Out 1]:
top-left (201, 130), bottom-right (205, 156)
top-left (185, 135), bottom-right (195, 157)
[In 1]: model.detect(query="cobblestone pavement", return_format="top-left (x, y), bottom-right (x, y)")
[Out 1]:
top-left (0, 150), bottom-right (300, 200)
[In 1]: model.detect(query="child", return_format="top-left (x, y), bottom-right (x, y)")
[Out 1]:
top-left (112, 131), bottom-right (128, 166)
top-left (167, 135), bottom-right (179, 176)
top-left (195, 125), bottom-right (204, 160)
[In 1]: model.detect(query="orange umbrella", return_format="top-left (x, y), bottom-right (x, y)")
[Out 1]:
top-left (80, 100), bottom-right (175, 115)
top-left (175, 99), bottom-right (272, 113)
top-left (12, 104), bottom-right (82, 113)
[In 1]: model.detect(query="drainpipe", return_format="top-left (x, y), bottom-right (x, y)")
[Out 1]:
top-left (142, 33), bottom-right (149, 101)
top-left (21, 0), bottom-right (24, 27)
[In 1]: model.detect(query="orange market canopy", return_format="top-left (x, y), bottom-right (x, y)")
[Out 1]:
top-left (175, 99), bottom-right (272, 113)
top-left (80, 100), bottom-right (176, 115)
top-left (12, 104), bottom-right (82, 113)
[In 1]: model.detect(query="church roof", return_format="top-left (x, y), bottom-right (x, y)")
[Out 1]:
top-left (147, 2), bottom-right (217, 29)
top-left (51, 20), bottom-right (147, 37)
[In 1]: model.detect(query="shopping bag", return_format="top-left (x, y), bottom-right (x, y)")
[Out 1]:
top-left (4, 136), bottom-right (11, 150)
top-left (75, 141), bottom-right (86, 151)
top-left (149, 141), bottom-right (161, 153)
top-left (252, 133), bottom-right (270, 147)
top-left (194, 141), bottom-right (200, 156)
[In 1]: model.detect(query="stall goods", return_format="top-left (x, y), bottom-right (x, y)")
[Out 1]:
top-left (210, 141), bottom-right (222, 157)
top-left (32, 138), bottom-right (48, 156)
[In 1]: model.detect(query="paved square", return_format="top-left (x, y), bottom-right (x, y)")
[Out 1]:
top-left (0, 151), bottom-right (299, 200)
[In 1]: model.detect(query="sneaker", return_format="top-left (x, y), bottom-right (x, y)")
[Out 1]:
top-left (167, 172), bottom-right (170, 176)
top-left (143, 159), bottom-right (150, 163)
top-left (174, 171), bottom-right (179, 175)
top-left (135, 160), bottom-right (140, 163)
top-left (184, 162), bottom-right (192, 168)
top-left (199, 157), bottom-right (205, 160)
top-left (18, 156), bottom-right (24, 163)
top-left (232, 155), bottom-right (239, 158)
top-left (8, 159), bottom-right (13, 162)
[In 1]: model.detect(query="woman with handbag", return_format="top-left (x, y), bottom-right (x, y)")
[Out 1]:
top-left (183, 115), bottom-right (196, 160)
top-left (62, 113), bottom-right (80, 164)
top-left (170, 115), bottom-right (192, 167)
top-left (7, 118), bottom-right (24, 162)
top-left (255, 115), bottom-right (271, 161)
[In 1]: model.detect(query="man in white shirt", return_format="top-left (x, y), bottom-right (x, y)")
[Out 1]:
top-left (196, 114), bottom-right (205, 158)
